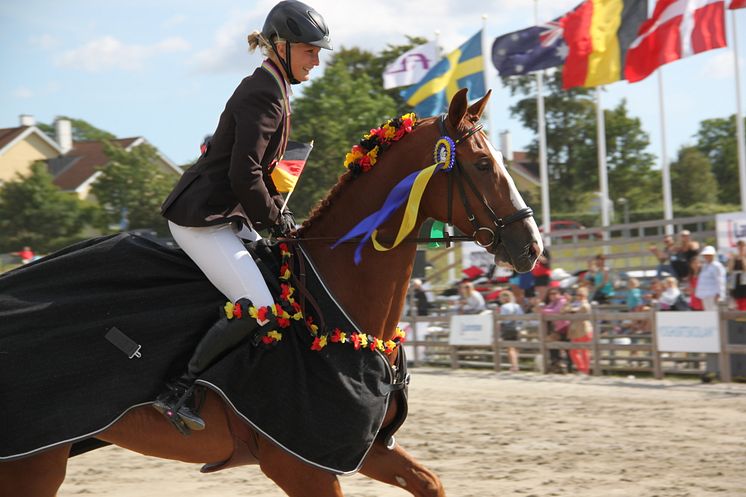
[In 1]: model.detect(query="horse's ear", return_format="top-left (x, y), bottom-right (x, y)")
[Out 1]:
top-left (447, 88), bottom-right (469, 130)
top-left (467, 90), bottom-right (492, 119)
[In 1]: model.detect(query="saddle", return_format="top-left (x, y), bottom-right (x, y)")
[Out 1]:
top-left (0, 233), bottom-right (408, 474)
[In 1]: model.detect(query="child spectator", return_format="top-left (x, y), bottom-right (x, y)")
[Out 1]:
top-left (539, 287), bottom-right (571, 373)
top-left (625, 278), bottom-right (644, 311)
top-left (499, 290), bottom-right (524, 373)
top-left (564, 287), bottom-right (593, 374)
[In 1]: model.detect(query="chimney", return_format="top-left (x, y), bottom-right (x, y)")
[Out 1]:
top-left (499, 130), bottom-right (513, 162)
top-left (55, 118), bottom-right (73, 154)
top-left (19, 114), bottom-right (35, 126)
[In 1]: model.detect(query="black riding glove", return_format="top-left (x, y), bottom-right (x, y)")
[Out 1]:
top-left (269, 210), bottom-right (296, 238)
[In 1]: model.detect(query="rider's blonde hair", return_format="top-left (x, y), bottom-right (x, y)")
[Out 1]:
top-left (247, 30), bottom-right (286, 56)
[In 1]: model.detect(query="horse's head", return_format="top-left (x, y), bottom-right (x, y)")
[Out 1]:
top-left (421, 88), bottom-right (543, 272)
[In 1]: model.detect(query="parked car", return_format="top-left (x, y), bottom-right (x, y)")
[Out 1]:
top-left (540, 220), bottom-right (601, 240)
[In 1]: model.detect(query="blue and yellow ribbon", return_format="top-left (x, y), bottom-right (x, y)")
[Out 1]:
top-left (332, 136), bottom-right (455, 264)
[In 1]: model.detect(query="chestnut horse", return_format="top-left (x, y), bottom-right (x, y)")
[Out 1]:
top-left (0, 88), bottom-right (542, 497)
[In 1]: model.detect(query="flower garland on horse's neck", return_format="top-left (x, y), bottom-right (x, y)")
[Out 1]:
top-left (343, 113), bottom-right (416, 175)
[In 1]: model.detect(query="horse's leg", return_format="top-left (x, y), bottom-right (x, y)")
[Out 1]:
top-left (256, 436), bottom-right (344, 497)
top-left (0, 444), bottom-right (71, 497)
top-left (359, 441), bottom-right (445, 497)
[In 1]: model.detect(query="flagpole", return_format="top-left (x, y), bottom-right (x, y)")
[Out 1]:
top-left (732, 9), bottom-right (746, 211)
top-left (534, 0), bottom-right (551, 244)
top-left (595, 87), bottom-right (610, 244)
top-left (481, 14), bottom-right (495, 141)
top-left (658, 70), bottom-right (673, 234)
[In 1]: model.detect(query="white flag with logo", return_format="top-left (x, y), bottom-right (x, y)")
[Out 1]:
top-left (382, 41), bottom-right (439, 90)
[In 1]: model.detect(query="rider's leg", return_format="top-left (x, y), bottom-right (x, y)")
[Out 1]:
top-left (153, 221), bottom-right (276, 432)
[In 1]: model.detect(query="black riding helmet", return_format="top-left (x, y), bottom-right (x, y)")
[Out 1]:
top-left (262, 0), bottom-right (332, 84)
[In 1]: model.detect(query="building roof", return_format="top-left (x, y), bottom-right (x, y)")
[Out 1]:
top-left (52, 138), bottom-right (140, 191)
top-left (0, 125), bottom-right (63, 157)
top-left (0, 127), bottom-right (28, 150)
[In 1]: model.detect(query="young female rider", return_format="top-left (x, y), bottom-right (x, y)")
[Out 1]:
top-left (153, 0), bottom-right (332, 433)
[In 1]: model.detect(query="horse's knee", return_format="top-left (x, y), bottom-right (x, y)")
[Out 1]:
top-left (409, 468), bottom-right (446, 497)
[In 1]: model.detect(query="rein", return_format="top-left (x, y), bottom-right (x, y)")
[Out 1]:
top-left (282, 114), bottom-right (534, 249)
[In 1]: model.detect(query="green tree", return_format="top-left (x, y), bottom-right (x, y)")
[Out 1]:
top-left (505, 71), bottom-right (658, 216)
top-left (0, 162), bottom-right (91, 252)
top-left (670, 146), bottom-right (718, 206)
top-left (289, 48), bottom-right (398, 217)
top-left (37, 116), bottom-right (116, 142)
top-left (695, 115), bottom-right (744, 204)
top-left (90, 142), bottom-right (178, 235)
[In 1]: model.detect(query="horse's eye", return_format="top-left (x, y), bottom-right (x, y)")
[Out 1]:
top-left (474, 158), bottom-right (492, 171)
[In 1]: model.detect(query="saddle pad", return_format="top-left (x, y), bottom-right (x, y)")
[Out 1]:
top-left (0, 233), bottom-right (394, 474)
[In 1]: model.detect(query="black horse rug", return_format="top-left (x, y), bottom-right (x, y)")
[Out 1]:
top-left (0, 233), bottom-right (406, 474)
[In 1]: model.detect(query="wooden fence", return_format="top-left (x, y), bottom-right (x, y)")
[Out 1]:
top-left (402, 306), bottom-right (746, 382)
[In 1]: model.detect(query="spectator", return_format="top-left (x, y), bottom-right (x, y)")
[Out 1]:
top-left (14, 246), bottom-right (35, 264)
top-left (649, 235), bottom-right (677, 279)
top-left (539, 287), bottom-right (571, 373)
top-left (498, 290), bottom-right (524, 373)
top-left (695, 246), bottom-right (726, 311)
top-left (531, 247), bottom-right (552, 302)
top-left (658, 276), bottom-right (689, 311)
top-left (410, 278), bottom-right (431, 316)
top-left (564, 287), bottom-right (593, 374)
top-left (727, 240), bottom-right (746, 311)
top-left (585, 254), bottom-right (614, 304)
top-left (457, 281), bottom-right (485, 314)
top-left (670, 229), bottom-right (700, 281)
top-left (687, 257), bottom-right (704, 311)
top-left (625, 278), bottom-right (644, 311)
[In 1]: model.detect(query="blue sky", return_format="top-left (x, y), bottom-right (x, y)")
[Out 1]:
top-left (2, 0), bottom-right (744, 173)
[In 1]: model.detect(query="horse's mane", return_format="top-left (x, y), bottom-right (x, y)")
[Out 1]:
top-left (299, 169), bottom-right (354, 233)
top-left (299, 117), bottom-right (429, 234)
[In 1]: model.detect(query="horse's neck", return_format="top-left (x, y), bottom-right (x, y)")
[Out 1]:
top-left (301, 179), bottom-right (420, 340)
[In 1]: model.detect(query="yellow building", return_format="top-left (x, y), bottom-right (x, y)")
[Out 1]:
top-left (0, 115), bottom-right (63, 184)
top-left (0, 115), bottom-right (181, 200)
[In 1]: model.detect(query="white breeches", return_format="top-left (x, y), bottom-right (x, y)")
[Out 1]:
top-left (168, 220), bottom-right (275, 308)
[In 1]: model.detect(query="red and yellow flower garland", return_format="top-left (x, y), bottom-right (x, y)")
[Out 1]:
top-left (343, 113), bottom-right (416, 175)
top-left (223, 243), bottom-right (406, 354)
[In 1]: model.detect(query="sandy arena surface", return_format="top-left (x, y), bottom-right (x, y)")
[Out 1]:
top-left (59, 368), bottom-right (746, 497)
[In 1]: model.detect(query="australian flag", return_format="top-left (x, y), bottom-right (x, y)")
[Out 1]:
top-left (491, 18), bottom-right (569, 76)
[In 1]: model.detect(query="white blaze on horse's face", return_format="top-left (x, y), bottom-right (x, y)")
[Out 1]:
top-left (485, 137), bottom-right (543, 249)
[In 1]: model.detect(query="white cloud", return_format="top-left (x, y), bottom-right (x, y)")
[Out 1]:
top-left (30, 33), bottom-right (60, 50)
top-left (13, 86), bottom-right (33, 99)
top-left (191, 6), bottom-right (267, 74)
top-left (56, 36), bottom-right (191, 72)
top-left (163, 14), bottom-right (187, 28)
top-left (189, 0), bottom-right (584, 75)
top-left (700, 50), bottom-right (736, 79)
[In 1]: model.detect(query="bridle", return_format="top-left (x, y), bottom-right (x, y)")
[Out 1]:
top-left (437, 114), bottom-right (534, 248)
top-left (285, 114), bottom-right (534, 248)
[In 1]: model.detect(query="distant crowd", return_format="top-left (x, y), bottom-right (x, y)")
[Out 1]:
top-left (408, 230), bottom-right (746, 374)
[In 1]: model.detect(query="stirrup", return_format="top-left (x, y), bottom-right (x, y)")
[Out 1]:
top-left (153, 384), bottom-right (206, 433)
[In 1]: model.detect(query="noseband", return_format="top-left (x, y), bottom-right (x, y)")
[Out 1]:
top-left (437, 115), bottom-right (534, 248)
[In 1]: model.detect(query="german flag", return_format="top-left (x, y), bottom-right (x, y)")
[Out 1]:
top-left (271, 140), bottom-right (313, 193)
top-left (561, 0), bottom-right (648, 89)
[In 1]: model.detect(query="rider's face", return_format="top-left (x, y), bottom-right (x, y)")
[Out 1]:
top-left (278, 42), bottom-right (320, 82)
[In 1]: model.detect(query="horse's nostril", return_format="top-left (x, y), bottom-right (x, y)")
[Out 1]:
top-left (530, 241), bottom-right (541, 259)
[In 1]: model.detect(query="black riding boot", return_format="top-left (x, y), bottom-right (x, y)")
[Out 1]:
top-left (153, 298), bottom-right (263, 433)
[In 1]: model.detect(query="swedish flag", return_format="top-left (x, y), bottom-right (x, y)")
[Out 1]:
top-left (401, 30), bottom-right (486, 117)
